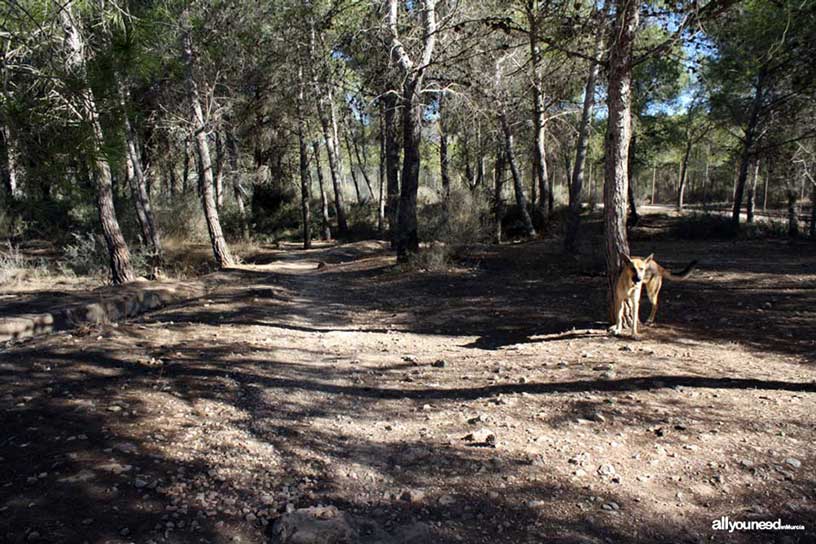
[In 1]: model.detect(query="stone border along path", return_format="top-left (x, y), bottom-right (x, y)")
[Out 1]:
top-left (0, 279), bottom-right (207, 343)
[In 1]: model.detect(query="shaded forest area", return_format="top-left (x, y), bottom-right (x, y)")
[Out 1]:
top-left (1, 1), bottom-right (815, 543)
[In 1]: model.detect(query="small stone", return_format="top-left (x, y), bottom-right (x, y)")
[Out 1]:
top-left (432, 359), bottom-right (446, 368)
top-left (438, 494), bottom-right (456, 506)
top-left (27, 531), bottom-right (41, 541)
top-left (107, 406), bottom-right (122, 413)
top-left (602, 502), bottom-right (620, 511)
top-left (463, 429), bottom-right (497, 446)
top-left (467, 414), bottom-right (487, 425)
top-left (597, 464), bottom-right (616, 477)
top-left (400, 489), bottom-right (426, 504)
top-left (120, 528), bottom-right (130, 536)
top-left (785, 458), bottom-right (802, 469)
top-left (134, 478), bottom-right (148, 488)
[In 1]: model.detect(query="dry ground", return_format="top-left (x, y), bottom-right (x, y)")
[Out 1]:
top-left (1, 214), bottom-right (815, 543)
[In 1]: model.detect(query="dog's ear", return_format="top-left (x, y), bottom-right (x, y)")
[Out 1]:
top-left (644, 253), bottom-right (654, 263)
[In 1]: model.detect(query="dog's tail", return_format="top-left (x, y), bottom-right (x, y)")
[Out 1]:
top-left (662, 260), bottom-right (697, 280)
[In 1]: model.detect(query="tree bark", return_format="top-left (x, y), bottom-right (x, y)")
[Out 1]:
top-left (347, 113), bottom-right (375, 201)
top-left (297, 66), bottom-right (312, 250)
top-left (214, 132), bottom-right (225, 209)
top-left (732, 68), bottom-right (766, 228)
top-left (494, 146), bottom-right (506, 244)
top-left (181, 10), bottom-right (234, 268)
top-left (810, 180), bottom-right (816, 238)
top-left (565, 28), bottom-right (602, 253)
top-left (118, 78), bottom-right (162, 270)
top-left (388, 0), bottom-right (437, 261)
top-left (787, 190), bottom-right (799, 237)
top-left (627, 128), bottom-right (640, 224)
top-left (342, 121), bottom-right (363, 203)
top-left (500, 114), bottom-right (536, 237)
top-left (677, 141), bottom-right (693, 210)
top-left (603, 0), bottom-right (637, 321)
top-left (377, 102), bottom-right (386, 233)
top-left (747, 160), bottom-right (759, 224)
top-left (312, 140), bottom-right (332, 241)
top-left (1, 125), bottom-right (22, 200)
top-left (527, 1), bottom-right (551, 220)
top-left (383, 92), bottom-right (400, 245)
top-left (59, 2), bottom-right (134, 284)
top-left (438, 93), bottom-right (451, 209)
top-left (225, 130), bottom-right (248, 239)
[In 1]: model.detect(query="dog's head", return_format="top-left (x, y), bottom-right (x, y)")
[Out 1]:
top-left (625, 254), bottom-right (653, 284)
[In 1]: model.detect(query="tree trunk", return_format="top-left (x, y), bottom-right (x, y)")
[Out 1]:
top-left (214, 132), bottom-right (225, 209)
top-left (312, 141), bottom-right (332, 241)
top-left (439, 93), bottom-right (451, 209)
top-left (732, 68), bottom-right (765, 228)
top-left (383, 93), bottom-right (400, 245)
top-left (747, 160), bottom-right (759, 224)
top-left (182, 137), bottom-right (191, 194)
top-left (225, 130), bottom-right (248, 239)
top-left (677, 141), bottom-right (692, 210)
top-left (627, 128), bottom-right (640, 224)
top-left (527, 1), bottom-right (550, 220)
top-left (377, 102), bottom-right (386, 233)
top-left (565, 30), bottom-right (602, 253)
top-left (396, 80), bottom-right (423, 259)
top-left (118, 78), bottom-right (162, 270)
top-left (181, 11), bottom-right (234, 268)
top-left (500, 114), bottom-right (536, 238)
top-left (348, 113), bottom-right (375, 201)
top-left (297, 67), bottom-right (312, 250)
top-left (810, 180), bottom-right (816, 238)
top-left (703, 145), bottom-right (710, 210)
top-left (316, 91), bottom-right (348, 234)
top-left (762, 164), bottom-right (769, 211)
top-left (59, 3), bottom-right (134, 284)
top-left (603, 0), bottom-right (637, 321)
top-left (342, 122), bottom-right (363, 203)
top-left (494, 147), bottom-right (506, 244)
top-left (787, 191), bottom-right (799, 237)
top-left (1, 125), bottom-right (22, 200)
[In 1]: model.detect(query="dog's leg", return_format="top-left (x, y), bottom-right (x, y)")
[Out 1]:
top-left (646, 278), bottom-right (661, 325)
top-left (614, 297), bottom-right (627, 336)
top-left (632, 289), bottom-right (641, 338)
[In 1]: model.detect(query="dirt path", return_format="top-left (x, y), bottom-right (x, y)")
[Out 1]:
top-left (1, 233), bottom-right (815, 544)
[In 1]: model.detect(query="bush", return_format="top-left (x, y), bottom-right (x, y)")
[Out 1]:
top-left (251, 182), bottom-right (300, 238)
top-left (61, 232), bottom-right (110, 277)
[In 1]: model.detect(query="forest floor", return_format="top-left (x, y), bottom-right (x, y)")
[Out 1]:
top-left (1, 212), bottom-right (815, 544)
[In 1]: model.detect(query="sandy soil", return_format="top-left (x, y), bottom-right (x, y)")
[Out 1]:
top-left (1, 214), bottom-right (815, 543)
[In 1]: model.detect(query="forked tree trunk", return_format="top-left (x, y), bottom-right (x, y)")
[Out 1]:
top-left (312, 141), bottom-right (332, 241)
top-left (388, 0), bottom-right (437, 261)
top-left (181, 11), bottom-right (234, 268)
top-left (59, 2), bottom-right (134, 284)
top-left (342, 122), bottom-right (363, 203)
top-left (565, 27), bottom-right (602, 253)
top-left (500, 114), bottom-right (536, 238)
top-left (603, 0), bottom-right (637, 321)
top-left (383, 92), bottom-right (400, 245)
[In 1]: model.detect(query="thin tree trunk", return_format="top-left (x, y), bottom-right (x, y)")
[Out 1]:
top-left (494, 146), bottom-right (506, 244)
top-left (377, 102), bottom-right (386, 233)
top-left (810, 181), bottom-right (816, 238)
top-left (747, 160), bottom-right (759, 224)
top-left (181, 10), bottom-right (234, 268)
top-left (59, 3), bottom-right (134, 284)
top-left (297, 66), bottom-right (312, 249)
top-left (677, 141), bottom-right (692, 210)
top-left (527, 1), bottom-right (550, 220)
top-left (703, 146), bottom-right (710, 210)
top-left (439, 93), bottom-right (451, 208)
top-left (627, 128), bottom-right (640, 224)
top-left (118, 78), bottom-right (162, 269)
top-left (500, 114), bottom-right (536, 238)
top-left (1, 125), bottom-right (22, 200)
top-left (342, 122), bottom-right (363, 203)
top-left (182, 137), bottom-right (190, 194)
top-left (651, 165), bottom-right (657, 205)
top-left (312, 140), bottom-right (332, 241)
top-left (214, 132), bottom-right (225, 209)
top-left (787, 191), bottom-right (799, 237)
top-left (603, 0), bottom-right (637, 321)
top-left (383, 93), bottom-right (400, 245)
top-left (225, 130), bottom-right (248, 239)
top-left (565, 27), bottom-right (603, 253)
top-left (762, 164), bottom-right (769, 211)
top-left (348, 113), bottom-right (374, 201)
top-left (732, 68), bottom-right (765, 228)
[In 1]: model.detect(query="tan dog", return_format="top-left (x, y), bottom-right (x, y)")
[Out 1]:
top-left (610, 254), bottom-right (653, 337)
top-left (639, 258), bottom-right (697, 324)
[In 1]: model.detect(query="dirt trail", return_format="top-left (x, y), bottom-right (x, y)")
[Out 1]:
top-left (1, 233), bottom-right (815, 544)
